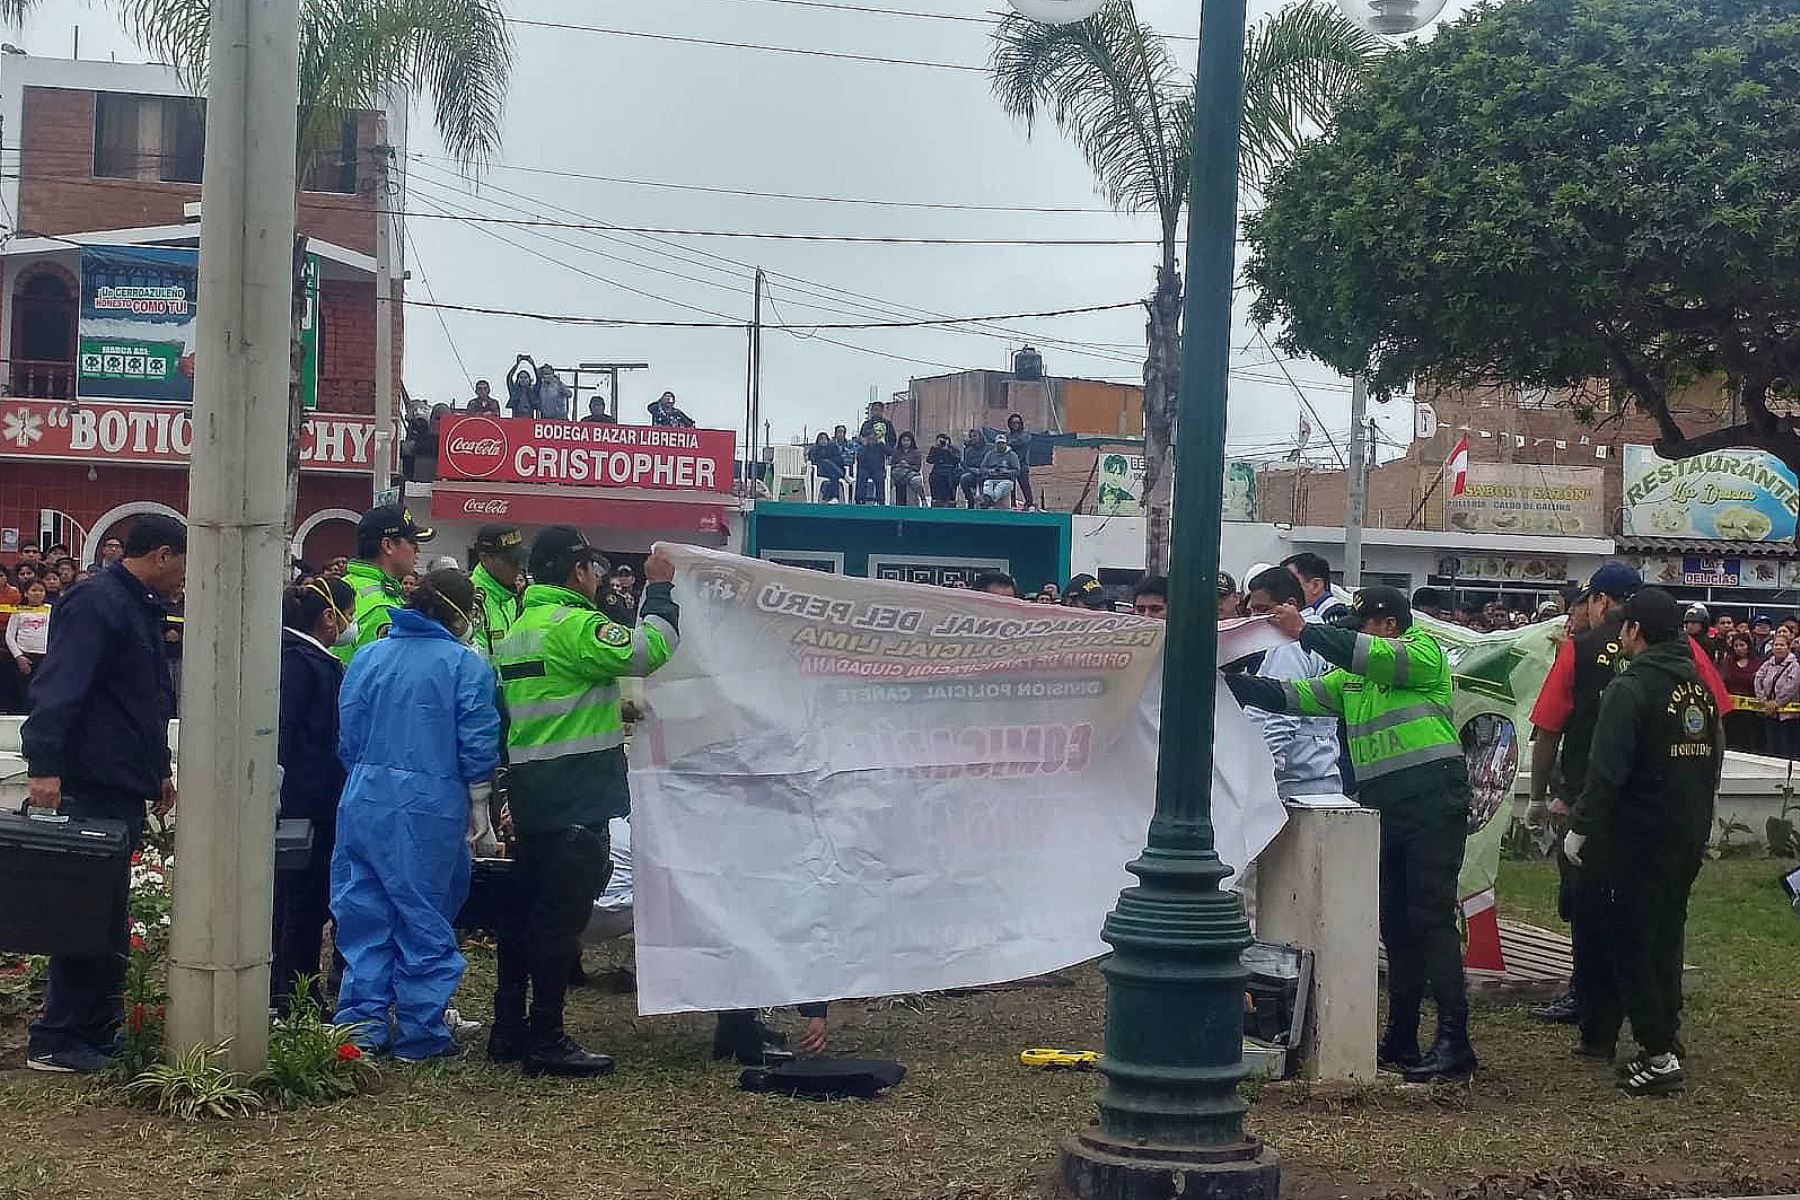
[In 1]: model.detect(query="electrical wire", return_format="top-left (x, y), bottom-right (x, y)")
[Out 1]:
top-left (404, 160), bottom-right (1151, 366)
top-left (404, 150), bottom-right (1121, 215)
top-left (387, 206), bottom-right (1162, 245)
top-left (504, 16), bottom-right (988, 72)
top-left (398, 293), bottom-right (1140, 330)
top-left (405, 222), bottom-right (472, 389)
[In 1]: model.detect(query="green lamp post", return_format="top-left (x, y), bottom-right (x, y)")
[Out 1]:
top-left (1002, 0), bottom-right (1446, 1195)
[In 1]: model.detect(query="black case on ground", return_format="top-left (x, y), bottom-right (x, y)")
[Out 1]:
top-left (0, 807), bottom-right (132, 958)
top-left (739, 1058), bottom-right (907, 1100)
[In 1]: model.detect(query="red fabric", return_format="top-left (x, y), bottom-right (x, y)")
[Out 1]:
top-left (1529, 636), bottom-right (1578, 732)
top-left (1689, 641), bottom-right (1731, 716)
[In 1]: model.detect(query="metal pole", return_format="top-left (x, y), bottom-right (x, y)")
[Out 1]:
top-left (1345, 373), bottom-right (1368, 587)
top-left (373, 145), bottom-right (395, 495)
top-left (751, 266), bottom-right (765, 470)
top-left (1058, 0), bottom-right (1278, 1192)
top-left (166, 0), bottom-right (301, 1072)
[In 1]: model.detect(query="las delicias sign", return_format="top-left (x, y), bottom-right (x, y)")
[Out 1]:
top-left (439, 414), bottom-right (734, 493)
top-left (0, 399), bottom-right (379, 473)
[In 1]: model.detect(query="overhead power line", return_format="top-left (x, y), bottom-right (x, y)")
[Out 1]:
top-left (387, 207), bottom-right (1161, 245)
top-left (506, 17), bottom-right (988, 72)
top-left (404, 149), bottom-right (1121, 215)
top-left (401, 295), bottom-right (1140, 330)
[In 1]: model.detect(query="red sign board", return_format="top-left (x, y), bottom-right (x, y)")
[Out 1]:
top-left (431, 482), bottom-right (729, 534)
top-left (438, 414), bottom-right (733, 494)
top-left (0, 398), bottom-right (379, 474)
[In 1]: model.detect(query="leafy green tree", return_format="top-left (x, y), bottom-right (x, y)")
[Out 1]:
top-left (991, 0), bottom-right (1379, 571)
top-left (1246, 0), bottom-right (1800, 472)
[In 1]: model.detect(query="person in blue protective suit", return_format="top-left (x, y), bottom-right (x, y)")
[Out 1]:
top-left (331, 567), bottom-right (501, 1061)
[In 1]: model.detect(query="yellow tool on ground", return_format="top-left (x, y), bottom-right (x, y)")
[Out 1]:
top-left (1020, 1048), bottom-right (1100, 1070)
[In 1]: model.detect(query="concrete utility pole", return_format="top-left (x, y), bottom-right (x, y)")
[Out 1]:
top-left (1344, 373), bottom-right (1368, 587)
top-left (166, 0), bottom-right (302, 1071)
top-left (372, 142), bottom-right (396, 500)
top-left (750, 267), bottom-right (765, 468)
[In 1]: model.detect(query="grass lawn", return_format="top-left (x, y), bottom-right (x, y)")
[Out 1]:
top-left (2, 858), bottom-right (1797, 1200)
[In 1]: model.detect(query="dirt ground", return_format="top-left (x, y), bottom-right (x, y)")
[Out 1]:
top-left (2, 859), bottom-right (1797, 1200)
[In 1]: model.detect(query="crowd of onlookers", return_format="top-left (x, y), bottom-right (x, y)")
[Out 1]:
top-left (806, 402), bottom-right (1041, 510)
top-left (1, 536), bottom-right (187, 714)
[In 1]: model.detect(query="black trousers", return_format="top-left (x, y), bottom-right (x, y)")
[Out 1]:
top-left (495, 824), bottom-right (611, 1042)
top-left (1378, 807), bottom-right (1468, 1026)
top-left (27, 790), bottom-right (145, 1057)
top-left (271, 823), bottom-right (335, 1013)
top-left (929, 471), bottom-right (958, 507)
top-left (1579, 848), bottom-right (1699, 1057)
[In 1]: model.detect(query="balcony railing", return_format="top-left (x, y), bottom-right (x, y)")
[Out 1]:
top-left (7, 360), bottom-right (75, 400)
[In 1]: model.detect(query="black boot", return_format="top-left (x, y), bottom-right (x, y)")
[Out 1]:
top-left (712, 1011), bottom-right (793, 1067)
top-left (486, 984), bottom-right (528, 1064)
top-left (521, 1031), bottom-right (615, 1079)
top-left (1402, 1008), bottom-right (1478, 1083)
top-left (1377, 994), bottom-right (1423, 1071)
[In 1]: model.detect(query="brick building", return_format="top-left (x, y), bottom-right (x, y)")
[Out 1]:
top-left (0, 55), bottom-right (403, 566)
top-left (1259, 378), bottom-right (1731, 532)
top-left (889, 355), bottom-right (1145, 512)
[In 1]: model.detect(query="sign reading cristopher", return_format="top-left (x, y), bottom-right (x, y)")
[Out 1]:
top-left (79, 247), bottom-right (198, 403)
top-left (1623, 444), bottom-right (1799, 542)
top-left (438, 413), bottom-right (734, 492)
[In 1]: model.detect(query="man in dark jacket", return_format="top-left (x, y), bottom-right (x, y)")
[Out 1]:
top-left (1004, 414), bottom-right (1036, 510)
top-left (1566, 587), bottom-right (1720, 1097)
top-left (21, 514), bottom-right (186, 1074)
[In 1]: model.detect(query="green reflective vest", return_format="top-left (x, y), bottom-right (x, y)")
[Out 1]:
top-left (333, 559), bottom-right (402, 665)
top-left (493, 583), bottom-right (676, 832)
top-left (1285, 623), bottom-right (1463, 789)
top-left (470, 565), bottom-right (519, 661)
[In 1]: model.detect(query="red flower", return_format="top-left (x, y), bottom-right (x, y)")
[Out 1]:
top-left (127, 1004), bottom-right (147, 1033)
top-left (335, 1043), bottom-right (363, 1063)
top-left (130, 850), bottom-right (142, 865)
top-left (129, 934), bottom-right (146, 952)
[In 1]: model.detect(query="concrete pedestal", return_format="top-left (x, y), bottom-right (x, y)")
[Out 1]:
top-left (1254, 802), bottom-right (1380, 1082)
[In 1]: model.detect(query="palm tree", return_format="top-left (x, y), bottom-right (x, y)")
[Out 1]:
top-left (6, 0), bottom-right (513, 519)
top-left (991, 0), bottom-right (1379, 573)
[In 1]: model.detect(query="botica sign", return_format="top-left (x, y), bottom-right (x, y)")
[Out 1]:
top-left (0, 399), bottom-right (379, 473)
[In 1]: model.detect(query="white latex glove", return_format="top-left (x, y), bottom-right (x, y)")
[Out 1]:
top-left (467, 780), bottom-right (499, 857)
top-left (1563, 830), bottom-right (1587, 867)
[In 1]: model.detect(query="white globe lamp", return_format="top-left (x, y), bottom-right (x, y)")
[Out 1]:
top-left (1334, 0), bottom-right (1449, 35)
top-left (1005, 0), bottom-right (1106, 24)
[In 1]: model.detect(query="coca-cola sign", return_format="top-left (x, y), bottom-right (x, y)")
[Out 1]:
top-left (442, 416), bottom-right (508, 479)
top-left (437, 413), bottom-right (734, 494)
top-left (461, 496), bottom-right (511, 516)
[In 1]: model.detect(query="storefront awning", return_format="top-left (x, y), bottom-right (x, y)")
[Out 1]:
top-left (431, 482), bottom-right (732, 534)
top-left (1618, 536), bottom-right (1797, 559)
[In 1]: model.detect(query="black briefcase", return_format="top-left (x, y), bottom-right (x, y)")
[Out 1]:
top-left (274, 819), bottom-right (315, 872)
top-left (0, 806), bottom-right (132, 958)
top-left (456, 856), bottom-right (515, 934)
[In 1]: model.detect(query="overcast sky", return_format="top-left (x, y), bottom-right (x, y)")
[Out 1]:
top-left (12, 0), bottom-right (1477, 467)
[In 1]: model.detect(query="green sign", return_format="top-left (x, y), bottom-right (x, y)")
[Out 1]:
top-left (299, 253), bottom-right (321, 411)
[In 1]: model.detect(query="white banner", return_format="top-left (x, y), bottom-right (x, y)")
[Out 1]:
top-left (629, 546), bottom-right (1287, 1015)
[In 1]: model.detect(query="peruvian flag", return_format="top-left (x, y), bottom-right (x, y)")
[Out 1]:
top-left (1447, 436), bottom-right (1471, 497)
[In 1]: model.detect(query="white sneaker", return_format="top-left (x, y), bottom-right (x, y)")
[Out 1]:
top-left (445, 1007), bottom-right (483, 1035)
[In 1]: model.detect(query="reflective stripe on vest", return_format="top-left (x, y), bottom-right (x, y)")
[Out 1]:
top-left (497, 601), bottom-right (625, 768)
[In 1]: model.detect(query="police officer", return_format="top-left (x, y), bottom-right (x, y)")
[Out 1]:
top-left (486, 527), bottom-right (680, 1077)
top-left (335, 505), bottom-right (433, 663)
top-left (1225, 585), bottom-right (1477, 1082)
top-left (1526, 563), bottom-right (1642, 1028)
top-left (1565, 588), bottom-right (1720, 1097)
top-left (468, 523), bottom-right (526, 657)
